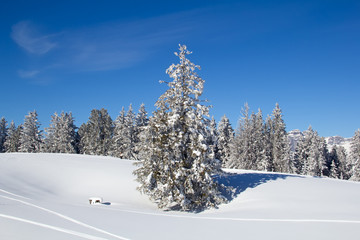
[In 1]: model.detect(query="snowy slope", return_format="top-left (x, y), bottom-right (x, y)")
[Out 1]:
top-left (1, 153), bottom-right (360, 240)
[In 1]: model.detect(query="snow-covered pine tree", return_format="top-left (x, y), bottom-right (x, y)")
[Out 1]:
top-left (4, 121), bottom-right (16, 152)
top-left (333, 146), bottom-right (349, 180)
top-left (228, 103), bottom-right (252, 169)
top-left (0, 117), bottom-right (7, 152)
top-left (264, 115), bottom-right (274, 171)
top-left (294, 126), bottom-right (326, 176)
top-left (328, 147), bottom-right (339, 179)
top-left (350, 129), bottom-right (360, 181)
top-left (217, 115), bottom-right (234, 167)
top-left (122, 104), bottom-right (137, 160)
top-left (110, 107), bottom-right (126, 158)
top-left (229, 105), bottom-right (267, 170)
top-left (19, 110), bottom-right (42, 153)
top-left (135, 103), bottom-right (149, 161)
top-left (254, 109), bottom-right (269, 171)
top-left (268, 103), bottom-right (291, 173)
top-left (4, 122), bottom-right (22, 152)
top-left (133, 45), bottom-right (226, 211)
top-left (78, 108), bottom-right (113, 156)
top-left (44, 112), bottom-right (77, 153)
top-left (207, 116), bottom-right (218, 162)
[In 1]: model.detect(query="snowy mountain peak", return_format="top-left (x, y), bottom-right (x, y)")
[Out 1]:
top-left (325, 135), bottom-right (352, 153)
top-left (288, 130), bottom-right (352, 153)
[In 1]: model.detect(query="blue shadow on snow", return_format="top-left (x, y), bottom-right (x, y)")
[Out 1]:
top-left (215, 172), bottom-right (303, 202)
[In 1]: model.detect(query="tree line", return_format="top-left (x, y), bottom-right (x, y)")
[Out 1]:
top-left (1, 101), bottom-right (360, 183)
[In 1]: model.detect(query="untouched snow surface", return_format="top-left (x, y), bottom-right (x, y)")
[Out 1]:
top-left (1, 153), bottom-right (360, 239)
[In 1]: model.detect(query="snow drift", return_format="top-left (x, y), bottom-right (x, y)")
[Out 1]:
top-left (1, 153), bottom-right (360, 239)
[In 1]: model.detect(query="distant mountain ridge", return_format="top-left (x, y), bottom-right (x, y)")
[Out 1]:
top-left (288, 129), bottom-right (352, 153)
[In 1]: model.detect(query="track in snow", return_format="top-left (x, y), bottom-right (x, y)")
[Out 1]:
top-left (0, 214), bottom-right (109, 240)
top-left (0, 189), bottom-right (129, 240)
top-left (105, 205), bottom-right (360, 224)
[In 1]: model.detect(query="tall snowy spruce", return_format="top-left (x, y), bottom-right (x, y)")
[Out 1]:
top-left (267, 103), bottom-right (291, 173)
top-left (229, 104), bottom-right (267, 171)
top-left (350, 129), bottom-right (360, 181)
top-left (135, 103), bottom-right (149, 160)
top-left (122, 104), bottom-right (137, 160)
top-left (19, 110), bottom-right (42, 153)
top-left (4, 121), bottom-right (22, 152)
top-left (43, 112), bottom-right (77, 153)
top-left (217, 115), bottom-right (234, 167)
top-left (294, 126), bottom-right (326, 176)
top-left (110, 107), bottom-right (127, 158)
top-left (133, 45), bottom-right (226, 211)
top-left (78, 108), bottom-right (113, 156)
top-left (0, 117), bottom-right (7, 152)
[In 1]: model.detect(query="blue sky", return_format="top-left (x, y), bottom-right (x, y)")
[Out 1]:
top-left (0, 0), bottom-right (359, 137)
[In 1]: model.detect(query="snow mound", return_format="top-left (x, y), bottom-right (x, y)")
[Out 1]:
top-left (1, 153), bottom-right (360, 239)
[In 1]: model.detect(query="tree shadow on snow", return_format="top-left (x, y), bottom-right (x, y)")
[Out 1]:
top-left (215, 171), bottom-right (303, 202)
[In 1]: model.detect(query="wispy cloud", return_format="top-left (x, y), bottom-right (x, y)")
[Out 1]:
top-left (11, 21), bottom-right (57, 55)
top-left (18, 69), bottom-right (40, 78)
top-left (10, 8), bottom-right (220, 80)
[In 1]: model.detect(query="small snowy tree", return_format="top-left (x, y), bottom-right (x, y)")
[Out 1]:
top-left (0, 117), bottom-right (7, 152)
top-left (134, 45), bottom-right (226, 211)
top-left (217, 115), bottom-right (234, 167)
top-left (328, 147), bottom-right (339, 178)
top-left (19, 110), bottom-right (42, 153)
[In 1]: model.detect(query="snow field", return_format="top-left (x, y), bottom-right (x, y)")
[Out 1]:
top-left (1, 153), bottom-right (360, 239)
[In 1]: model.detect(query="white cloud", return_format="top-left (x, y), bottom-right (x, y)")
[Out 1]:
top-left (18, 69), bottom-right (40, 78)
top-left (11, 21), bottom-right (57, 55)
top-left (11, 9), bottom-right (208, 75)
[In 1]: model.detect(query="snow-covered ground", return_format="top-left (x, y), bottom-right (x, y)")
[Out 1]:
top-left (1, 153), bottom-right (360, 240)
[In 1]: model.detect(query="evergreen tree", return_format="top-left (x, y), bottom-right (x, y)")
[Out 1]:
top-left (350, 129), bottom-right (360, 181)
top-left (110, 107), bottom-right (126, 158)
top-left (135, 103), bottom-right (149, 160)
top-left (294, 126), bottom-right (326, 176)
top-left (122, 104), bottom-right (137, 160)
top-left (328, 146), bottom-right (348, 179)
top-left (228, 103), bottom-right (252, 169)
top-left (334, 146), bottom-right (349, 180)
top-left (4, 121), bottom-right (22, 152)
top-left (229, 105), bottom-right (267, 171)
top-left (217, 115), bottom-right (234, 167)
top-left (134, 45), bottom-right (226, 211)
top-left (44, 112), bottom-right (77, 153)
top-left (207, 116), bottom-right (218, 162)
top-left (19, 110), bottom-right (42, 153)
top-left (78, 108), bottom-right (113, 156)
top-left (268, 103), bottom-right (290, 173)
top-left (0, 117), bottom-right (7, 152)
top-left (254, 109), bottom-right (268, 171)
top-left (264, 115), bottom-right (274, 171)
